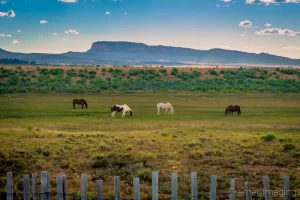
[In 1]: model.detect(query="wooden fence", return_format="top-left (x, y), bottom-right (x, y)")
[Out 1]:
top-left (3, 171), bottom-right (294, 200)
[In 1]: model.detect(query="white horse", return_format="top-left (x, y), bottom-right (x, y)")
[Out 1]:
top-left (111, 104), bottom-right (133, 118)
top-left (157, 102), bottom-right (174, 115)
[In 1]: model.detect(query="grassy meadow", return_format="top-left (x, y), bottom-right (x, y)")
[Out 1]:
top-left (0, 91), bottom-right (300, 199)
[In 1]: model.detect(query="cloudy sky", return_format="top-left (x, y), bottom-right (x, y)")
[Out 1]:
top-left (0, 0), bottom-right (300, 58)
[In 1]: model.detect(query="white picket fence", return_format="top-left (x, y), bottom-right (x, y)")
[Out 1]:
top-left (5, 171), bottom-right (293, 200)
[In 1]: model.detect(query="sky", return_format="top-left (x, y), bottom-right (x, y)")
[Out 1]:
top-left (0, 0), bottom-right (300, 59)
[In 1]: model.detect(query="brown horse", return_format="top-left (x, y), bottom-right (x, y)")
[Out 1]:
top-left (73, 99), bottom-right (88, 109)
top-left (225, 105), bottom-right (241, 116)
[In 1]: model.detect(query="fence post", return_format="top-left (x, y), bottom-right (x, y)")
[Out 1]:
top-left (284, 176), bottom-right (291, 200)
top-left (191, 172), bottom-right (197, 200)
top-left (32, 173), bottom-right (38, 200)
top-left (171, 172), bottom-right (178, 200)
top-left (7, 172), bottom-right (13, 200)
top-left (133, 177), bottom-right (140, 200)
top-left (81, 174), bottom-right (88, 200)
top-left (245, 182), bottom-right (252, 200)
top-left (97, 180), bottom-right (103, 200)
top-left (41, 171), bottom-right (48, 200)
top-left (152, 171), bottom-right (158, 200)
top-left (210, 175), bottom-right (217, 200)
top-left (24, 174), bottom-right (30, 200)
top-left (114, 176), bottom-right (120, 200)
top-left (57, 176), bottom-right (63, 200)
top-left (47, 172), bottom-right (51, 200)
top-left (229, 178), bottom-right (235, 200)
top-left (62, 176), bottom-right (67, 200)
top-left (263, 175), bottom-right (272, 200)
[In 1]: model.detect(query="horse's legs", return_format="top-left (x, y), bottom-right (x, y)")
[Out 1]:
top-left (111, 112), bottom-right (115, 118)
top-left (82, 104), bottom-right (84, 109)
top-left (165, 109), bottom-right (168, 115)
top-left (73, 103), bottom-right (75, 109)
top-left (122, 111), bottom-right (126, 118)
top-left (157, 108), bottom-right (160, 115)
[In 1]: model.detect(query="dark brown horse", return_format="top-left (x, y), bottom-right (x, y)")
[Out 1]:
top-left (225, 105), bottom-right (241, 116)
top-left (73, 99), bottom-right (88, 109)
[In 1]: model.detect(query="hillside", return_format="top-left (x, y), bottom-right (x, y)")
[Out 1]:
top-left (1, 41), bottom-right (300, 65)
top-left (0, 65), bottom-right (300, 93)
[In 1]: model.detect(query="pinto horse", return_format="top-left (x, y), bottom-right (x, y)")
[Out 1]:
top-left (73, 99), bottom-right (88, 109)
top-left (111, 104), bottom-right (132, 118)
top-left (225, 105), bottom-right (241, 116)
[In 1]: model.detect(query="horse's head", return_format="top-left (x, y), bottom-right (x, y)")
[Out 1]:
top-left (129, 111), bottom-right (133, 117)
top-left (170, 108), bottom-right (174, 115)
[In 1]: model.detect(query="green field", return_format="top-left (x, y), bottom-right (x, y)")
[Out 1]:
top-left (0, 92), bottom-right (300, 199)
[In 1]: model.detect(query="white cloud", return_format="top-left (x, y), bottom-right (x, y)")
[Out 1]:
top-left (53, 33), bottom-right (59, 36)
top-left (239, 20), bottom-right (252, 28)
top-left (63, 38), bottom-right (67, 41)
top-left (40, 20), bottom-right (48, 24)
top-left (216, 4), bottom-right (220, 6)
top-left (265, 23), bottom-right (272, 27)
top-left (222, 0), bottom-right (232, 2)
top-left (0, 10), bottom-right (15, 17)
top-left (105, 11), bottom-right (111, 15)
top-left (217, 45), bottom-right (230, 49)
top-left (12, 39), bottom-right (20, 44)
top-left (0, 34), bottom-right (12, 37)
top-left (58, 0), bottom-right (78, 2)
top-left (283, 46), bottom-right (300, 50)
top-left (65, 29), bottom-right (79, 35)
top-left (256, 28), bottom-right (300, 36)
top-left (1, 1), bottom-right (7, 4)
top-left (246, 0), bottom-right (300, 4)
top-left (124, 12), bottom-right (128, 15)
top-left (17, 30), bottom-right (21, 33)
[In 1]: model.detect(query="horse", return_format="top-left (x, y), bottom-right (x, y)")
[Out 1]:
top-left (73, 99), bottom-right (88, 109)
top-left (111, 104), bottom-right (133, 118)
top-left (157, 102), bottom-right (174, 115)
top-left (225, 105), bottom-right (241, 116)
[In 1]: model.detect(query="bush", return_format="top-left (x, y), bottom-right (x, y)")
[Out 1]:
top-left (283, 143), bottom-right (296, 151)
top-left (208, 69), bottom-right (218, 76)
top-left (49, 68), bottom-right (64, 76)
top-left (137, 168), bottom-right (152, 182)
top-left (262, 134), bottom-right (276, 142)
top-left (67, 69), bottom-right (77, 76)
top-left (171, 68), bottom-right (179, 76)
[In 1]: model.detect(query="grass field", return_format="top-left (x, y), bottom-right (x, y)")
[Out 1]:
top-left (0, 91), bottom-right (300, 199)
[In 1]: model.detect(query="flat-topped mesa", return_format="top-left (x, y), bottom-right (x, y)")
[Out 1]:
top-left (88, 41), bottom-right (149, 52)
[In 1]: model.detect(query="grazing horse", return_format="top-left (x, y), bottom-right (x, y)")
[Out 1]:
top-left (225, 105), bottom-right (241, 116)
top-left (157, 102), bottom-right (174, 115)
top-left (111, 104), bottom-right (133, 118)
top-left (73, 99), bottom-right (88, 109)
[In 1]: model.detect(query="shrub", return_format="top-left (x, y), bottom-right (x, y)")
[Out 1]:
top-left (67, 69), bottom-right (77, 76)
top-left (208, 69), bottom-right (218, 76)
top-left (262, 134), bottom-right (276, 142)
top-left (137, 168), bottom-right (152, 182)
top-left (283, 143), bottom-right (296, 151)
top-left (171, 68), bottom-right (179, 76)
top-left (49, 68), bottom-right (64, 76)
top-left (91, 154), bottom-right (109, 168)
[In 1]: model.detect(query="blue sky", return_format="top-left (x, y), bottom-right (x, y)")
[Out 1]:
top-left (0, 0), bottom-right (300, 58)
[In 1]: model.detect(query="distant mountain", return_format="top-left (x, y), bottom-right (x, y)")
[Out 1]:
top-left (1, 41), bottom-right (300, 66)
